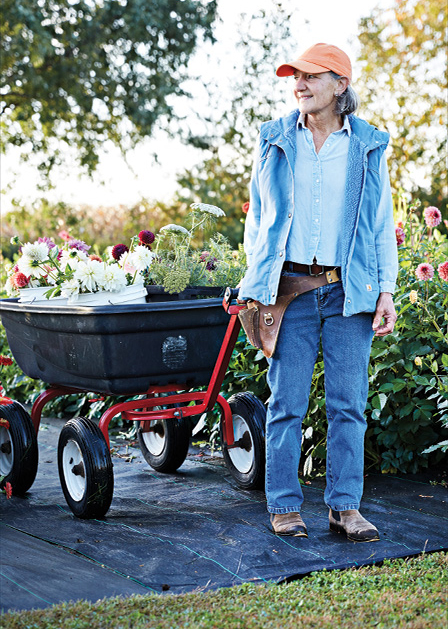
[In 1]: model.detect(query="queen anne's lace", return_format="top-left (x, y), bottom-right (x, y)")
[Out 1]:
top-left (190, 203), bottom-right (225, 217)
top-left (160, 224), bottom-right (191, 235)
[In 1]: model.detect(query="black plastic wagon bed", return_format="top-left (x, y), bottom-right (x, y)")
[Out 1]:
top-left (0, 298), bottom-right (229, 395)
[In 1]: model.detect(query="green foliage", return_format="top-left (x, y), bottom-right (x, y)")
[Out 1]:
top-left (2, 553), bottom-right (447, 628)
top-left (146, 206), bottom-right (247, 293)
top-left (356, 0), bottom-right (447, 207)
top-left (366, 197), bottom-right (448, 472)
top-left (1, 0), bottom-right (217, 176)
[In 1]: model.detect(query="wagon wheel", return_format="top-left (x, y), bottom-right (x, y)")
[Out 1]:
top-left (58, 417), bottom-right (113, 519)
top-left (0, 400), bottom-right (38, 495)
top-left (137, 417), bottom-right (191, 473)
top-left (221, 392), bottom-right (266, 490)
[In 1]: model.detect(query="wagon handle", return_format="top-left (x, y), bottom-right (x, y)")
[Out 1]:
top-left (222, 287), bottom-right (244, 314)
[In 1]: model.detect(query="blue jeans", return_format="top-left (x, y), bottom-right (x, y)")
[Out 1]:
top-left (266, 273), bottom-right (374, 514)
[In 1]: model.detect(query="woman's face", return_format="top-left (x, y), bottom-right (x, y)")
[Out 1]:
top-left (292, 71), bottom-right (340, 118)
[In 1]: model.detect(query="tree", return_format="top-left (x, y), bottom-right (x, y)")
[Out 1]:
top-left (356, 0), bottom-right (447, 208)
top-left (0, 0), bottom-right (217, 176)
top-left (169, 2), bottom-right (299, 247)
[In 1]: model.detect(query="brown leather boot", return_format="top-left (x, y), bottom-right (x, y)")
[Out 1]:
top-left (270, 512), bottom-right (308, 537)
top-left (329, 509), bottom-right (379, 542)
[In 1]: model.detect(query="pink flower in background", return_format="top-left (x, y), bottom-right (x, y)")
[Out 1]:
top-left (423, 206), bottom-right (442, 228)
top-left (395, 227), bottom-right (405, 246)
top-left (438, 261), bottom-right (448, 281)
top-left (0, 355), bottom-right (13, 366)
top-left (89, 254), bottom-right (103, 262)
top-left (242, 202), bottom-right (250, 214)
top-left (415, 263), bottom-right (434, 281)
top-left (58, 230), bottom-right (71, 241)
top-left (5, 482), bottom-right (12, 499)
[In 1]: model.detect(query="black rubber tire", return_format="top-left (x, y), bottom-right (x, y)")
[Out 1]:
top-left (137, 417), bottom-right (191, 473)
top-left (0, 400), bottom-right (38, 495)
top-left (221, 392), bottom-right (266, 490)
top-left (58, 417), bottom-right (113, 519)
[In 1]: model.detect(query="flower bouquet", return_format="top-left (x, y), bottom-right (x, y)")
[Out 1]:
top-left (4, 203), bottom-right (247, 304)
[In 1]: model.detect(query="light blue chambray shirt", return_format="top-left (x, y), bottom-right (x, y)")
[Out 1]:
top-left (286, 113), bottom-right (393, 289)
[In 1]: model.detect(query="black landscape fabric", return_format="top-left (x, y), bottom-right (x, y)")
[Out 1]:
top-left (1, 417), bottom-right (447, 613)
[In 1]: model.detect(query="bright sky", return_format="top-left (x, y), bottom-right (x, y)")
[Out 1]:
top-left (1, 0), bottom-right (391, 214)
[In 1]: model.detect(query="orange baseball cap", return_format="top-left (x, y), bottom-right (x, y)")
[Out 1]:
top-left (276, 43), bottom-right (352, 81)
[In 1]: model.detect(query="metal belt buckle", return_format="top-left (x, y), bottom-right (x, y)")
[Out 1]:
top-left (308, 264), bottom-right (325, 277)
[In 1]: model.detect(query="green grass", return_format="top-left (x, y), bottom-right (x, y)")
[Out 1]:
top-left (3, 552), bottom-right (447, 628)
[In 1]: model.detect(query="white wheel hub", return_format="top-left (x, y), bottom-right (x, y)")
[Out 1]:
top-left (140, 420), bottom-right (166, 456)
top-left (0, 426), bottom-right (13, 476)
top-left (62, 439), bottom-right (86, 501)
top-left (228, 414), bottom-right (254, 474)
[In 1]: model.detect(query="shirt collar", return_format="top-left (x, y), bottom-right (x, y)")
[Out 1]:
top-left (297, 112), bottom-right (352, 136)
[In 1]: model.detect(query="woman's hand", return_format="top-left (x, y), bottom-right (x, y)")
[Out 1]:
top-left (372, 292), bottom-right (397, 336)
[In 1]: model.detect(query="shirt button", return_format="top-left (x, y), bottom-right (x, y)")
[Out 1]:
top-left (316, 179), bottom-right (319, 183)
top-left (347, 299), bottom-right (351, 303)
top-left (316, 199), bottom-right (319, 203)
top-left (288, 213), bottom-right (292, 218)
top-left (315, 219), bottom-right (319, 223)
top-left (270, 134), bottom-right (274, 137)
top-left (279, 252), bottom-right (283, 257)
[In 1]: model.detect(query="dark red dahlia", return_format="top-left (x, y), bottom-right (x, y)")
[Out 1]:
top-left (206, 257), bottom-right (217, 271)
top-left (138, 230), bottom-right (155, 245)
top-left (111, 244), bottom-right (129, 260)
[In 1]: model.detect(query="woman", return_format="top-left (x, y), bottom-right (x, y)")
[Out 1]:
top-left (238, 43), bottom-right (398, 542)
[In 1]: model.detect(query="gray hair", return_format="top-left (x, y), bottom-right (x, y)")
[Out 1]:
top-left (329, 71), bottom-right (359, 115)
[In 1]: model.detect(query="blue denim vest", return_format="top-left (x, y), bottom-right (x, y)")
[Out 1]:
top-left (239, 109), bottom-right (396, 316)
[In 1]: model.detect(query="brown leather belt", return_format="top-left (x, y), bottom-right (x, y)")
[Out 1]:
top-left (283, 261), bottom-right (340, 277)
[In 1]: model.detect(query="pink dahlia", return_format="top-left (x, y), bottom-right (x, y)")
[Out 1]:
top-left (395, 227), bottom-right (405, 246)
top-left (438, 261), bottom-right (448, 282)
top-left (0, 355), bottom-right (13, 366)
top-left (11, 272), bottom-right (29, 289)
top-left (138, 230), bottom-right (155, 245)
top-left (423, 206), bottom-right (442, 228)
top-left (415, 263), bottom-right (434, 281)
top-left (111, 244), bottom-right (129, 261)
top-left (58, 230), bottom-right (71, 241)
top-left (242, 202), bottom-right (250, 214)
top-left (89, 254), bottom-right (103, 262)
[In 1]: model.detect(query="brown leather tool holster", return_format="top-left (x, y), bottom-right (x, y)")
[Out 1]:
top-left (238, 268), bottom-right (340, 358)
